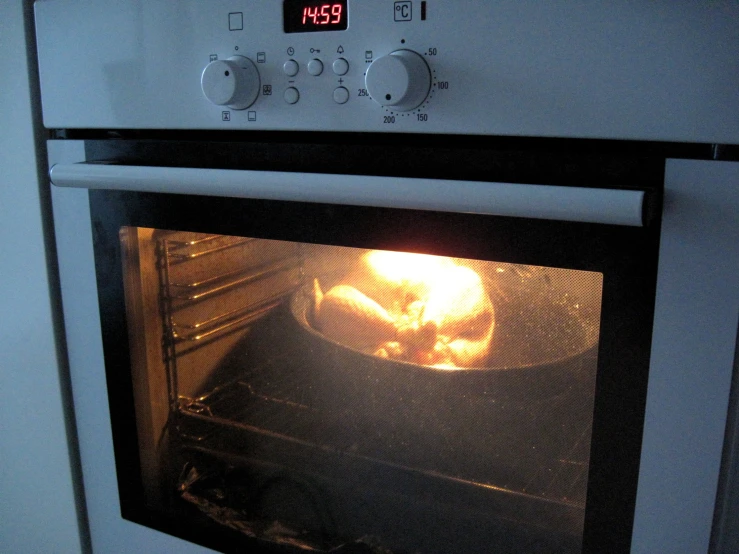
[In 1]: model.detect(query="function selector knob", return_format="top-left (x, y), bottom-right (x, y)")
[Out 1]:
top-left (201, 56), bottom-right (260, 110)
top-left (364, 50), bottom-right (431, 111)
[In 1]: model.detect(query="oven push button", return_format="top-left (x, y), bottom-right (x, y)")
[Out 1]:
top-left (283, 59), bottom-right (299, 77)
top-left (284, 87), bottom-right (300, 104)
top-left (332, 58), bottom-right (349, 76)
top-left (333, 86), bottom-right (350, 104)
top-left (307, 59), bottom-right (324, 76)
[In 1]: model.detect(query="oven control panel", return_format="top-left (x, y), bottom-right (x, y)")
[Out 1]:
top-left (200, 47), bottom-right (433, 112)
top-left (35, 0), bottom-right (739, 143)
top-left (186, 2), bottom-right (451, 132)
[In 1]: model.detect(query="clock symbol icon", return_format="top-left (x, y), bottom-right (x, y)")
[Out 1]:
top-left (287, 46), bottom-right (295, 56)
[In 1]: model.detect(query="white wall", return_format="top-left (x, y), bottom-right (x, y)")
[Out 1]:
top-left (0, 1), bottom-right (83, 552)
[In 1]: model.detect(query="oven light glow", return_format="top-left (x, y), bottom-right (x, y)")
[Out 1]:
top-left (365, 251), bottom-right (488, 329)
top-left (315, 250), bottom-right (495, 369)
top-left (364, 250), bottom-right (452, 286)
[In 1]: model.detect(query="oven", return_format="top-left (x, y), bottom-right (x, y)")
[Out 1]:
top-left (35, 2), bottom-right (739, 553)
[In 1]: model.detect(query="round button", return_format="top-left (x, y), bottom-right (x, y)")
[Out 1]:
top-left (307, 59), bottom-right (324, 76)
top-left (284, 87), bottom-right (300, 104)
top-left (332, 58), bottom-right (349, 76)
top-left (283, 59), bottom-right (299, 77)
top-left (333, 86), bottom-right (350, 104)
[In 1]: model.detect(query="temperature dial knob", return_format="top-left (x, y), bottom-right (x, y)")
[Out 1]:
top-left (365, 50), bottom-right (431, 111)
top-left (201, 56), bottom-right (260, 110)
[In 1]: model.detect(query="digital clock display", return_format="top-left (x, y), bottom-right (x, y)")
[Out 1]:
top-left (283, 0), bottom-right (348, 33)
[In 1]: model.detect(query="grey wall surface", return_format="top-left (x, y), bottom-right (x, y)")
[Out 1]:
top-left (0, 1), bottom-right (83, 552)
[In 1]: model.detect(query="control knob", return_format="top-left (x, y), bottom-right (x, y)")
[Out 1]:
top-left (201, 56), bottom-right (260, 110)
top-left (365, 50), bottom-right (431, 111)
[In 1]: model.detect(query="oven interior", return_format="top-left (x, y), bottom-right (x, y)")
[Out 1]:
top-left (120, 226), bottom-right (603, 553)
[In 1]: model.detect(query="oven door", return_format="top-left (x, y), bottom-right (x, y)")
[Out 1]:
top-left (49, 138), bottom-right (661, 554)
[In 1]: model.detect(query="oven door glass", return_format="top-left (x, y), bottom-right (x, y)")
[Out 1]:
top-left (89, 187), bottom-right (658, 554)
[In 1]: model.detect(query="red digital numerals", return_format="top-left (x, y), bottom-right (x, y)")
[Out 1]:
top-left (302, 3), bottom-right (342, 25)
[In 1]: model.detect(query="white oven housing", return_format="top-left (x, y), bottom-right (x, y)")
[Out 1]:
top-left (34, 1), bottom-right (739, 553)
top-left (49, 140), bottom-right (739, 553)
top-left (35, 1), bottom-right (739, 142)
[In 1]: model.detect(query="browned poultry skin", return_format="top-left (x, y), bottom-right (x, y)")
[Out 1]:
top-left (313, 251), bottom-right (494, 369)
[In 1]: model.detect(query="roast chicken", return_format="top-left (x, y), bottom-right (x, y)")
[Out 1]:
top-left (313, 251), bottom-right (494, 368)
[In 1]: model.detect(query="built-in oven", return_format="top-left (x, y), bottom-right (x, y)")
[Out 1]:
top-left (50, 136), bottom-right (663, 553)
top-left (35, 1), bottom-right (739, 553)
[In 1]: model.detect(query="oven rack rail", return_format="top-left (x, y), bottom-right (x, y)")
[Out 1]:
top-left (176, 439), bottom-right (584, 554)
top-left (167, 256), bottom-right (301, 303)
top-left (170, 292), bottom-right (287, 344)
top-left (172, 353), bottom-right (592, 514)
top-left (156, 231), bottom-right (303, 410)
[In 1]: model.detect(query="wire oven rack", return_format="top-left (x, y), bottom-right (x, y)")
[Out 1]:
top-left (170, 303), bottom-right (596, 546)
top-left (176, 355), bottom-right (592, 504)
top-left (154, 234), bottom-right (595, 550)
top-left (156, 231), bottom-right (303, 414)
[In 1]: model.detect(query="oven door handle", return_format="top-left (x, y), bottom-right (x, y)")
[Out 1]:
top-left (49, 163), bottom-right (645, 226)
